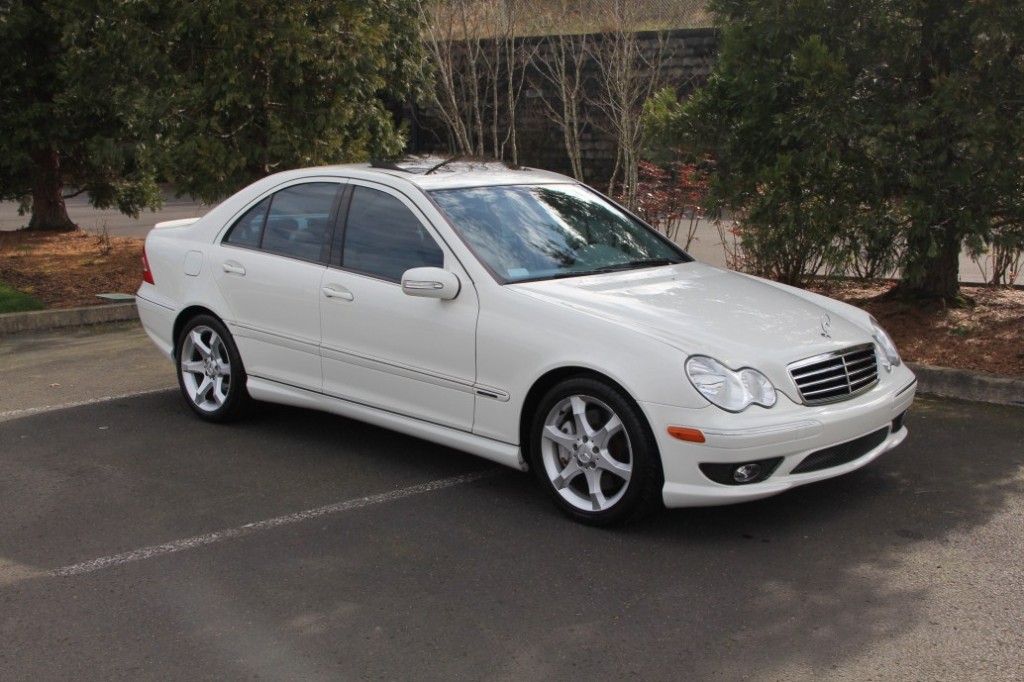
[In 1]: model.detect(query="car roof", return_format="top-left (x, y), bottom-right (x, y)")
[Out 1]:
top-left (276, 158), bottom-right (576, 191)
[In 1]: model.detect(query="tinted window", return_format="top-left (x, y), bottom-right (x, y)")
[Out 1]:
top-left (430, 184), bottom-right (688, 283)
top-left (342, 186), bottom-right (444, 282)
top-left (260, 183), bottom-right (339, 262)
top-left (224, 183), bottom-right (339, 262)
top-left (224, 197), bottom-right (270, 248)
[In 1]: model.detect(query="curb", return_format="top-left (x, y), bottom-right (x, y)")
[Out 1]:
top-left (907, 362), bottom-right (1024, 408)
top-left (0, 302), bottom-right (139, 335)
top-left (0, 306), bottom-right (1020, 407)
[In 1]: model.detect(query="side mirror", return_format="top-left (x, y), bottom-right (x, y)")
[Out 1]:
top-left (401, 267), bottom-right (461, 300)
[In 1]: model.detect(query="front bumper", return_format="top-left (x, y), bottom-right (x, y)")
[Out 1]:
top-left (642, 366), bottom-right (917, 508)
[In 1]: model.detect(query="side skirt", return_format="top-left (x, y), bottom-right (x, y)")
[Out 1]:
top-left (246, 377), bottom-right (528, 472)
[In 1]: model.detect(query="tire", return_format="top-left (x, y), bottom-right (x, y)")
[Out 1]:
top-left (175, 314), bottom-right (251, 422)
top-left (529, 377), bottom-right (664, 526)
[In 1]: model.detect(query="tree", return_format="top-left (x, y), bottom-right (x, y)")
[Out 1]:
top-left (873, 0), bottom-right (1024, 298)
top-left (417, 0), bottom-right (534, 165)
top-left (165, 0), bottom-right (428, 203)
top-left (587, 6), bottom-right (672, 210)
top-left (529, 0), bottom-right (591, 181)
top-left (0, 0), bottom-right (165, 231)
top-left (665, 0), bottom-right (1024, 300)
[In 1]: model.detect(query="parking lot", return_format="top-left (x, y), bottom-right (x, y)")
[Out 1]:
top-left (1, 324), bottom-right (1022, 681)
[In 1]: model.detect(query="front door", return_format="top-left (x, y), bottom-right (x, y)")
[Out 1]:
top-left (319, 182), bottom-right (478, 431)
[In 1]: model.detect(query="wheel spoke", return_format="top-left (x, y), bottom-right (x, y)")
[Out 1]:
top-left (182, 360), bottom-right (206, 374)
top-left (569, 396), bottom-right (595, 438)
top-left (583, 469), bottom-right (609, 511)
top-left (193, 375), bottom-right (214, 405)
top-left (596, 453), bottom-right (632, 483)
top-left (190, 329), bottom-right (213, 360)
top-left (552, 459), bottom-right (584, 489)
top-left (542, 424), bottom-right (577, 450)
top-left (592, 414), bottom-right (623, 450)
top-left (212, 376), bottom-right (228, 406)
top-left (212, 340), bottom-right (228, 364)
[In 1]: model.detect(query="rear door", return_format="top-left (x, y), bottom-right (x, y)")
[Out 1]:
top-left (213, 180), bottom-right (343, 391)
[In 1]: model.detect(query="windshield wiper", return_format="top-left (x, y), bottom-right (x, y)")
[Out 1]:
top-left (534, 258), bottom-right (683, 282)
top-left (589, 258), bottom-right (682, 274)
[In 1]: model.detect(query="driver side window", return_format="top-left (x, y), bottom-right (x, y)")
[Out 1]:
top-left (341, 186), bottom-right (444, 282)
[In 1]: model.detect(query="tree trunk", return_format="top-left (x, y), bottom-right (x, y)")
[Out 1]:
top-left (27, 148), bottom-right (75, 232)
top-left (898, 222), bottom-right (962, 302)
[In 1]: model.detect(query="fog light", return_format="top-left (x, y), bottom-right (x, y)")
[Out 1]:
top-left (699, 457), bottom-right (782, 485)
top-left (733, 463), bottom-right (762, 483)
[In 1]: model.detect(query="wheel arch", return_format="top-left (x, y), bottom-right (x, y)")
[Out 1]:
top-left (172, 305), bottom-right (224, 360)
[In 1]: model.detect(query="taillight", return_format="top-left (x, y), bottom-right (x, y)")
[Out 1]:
top-left (142, 245), bottom-right (154, 284)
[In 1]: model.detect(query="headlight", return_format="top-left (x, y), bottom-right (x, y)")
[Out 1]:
top-left (869, 316), bottom-right (901, 370)
top-left (685, 356), bottom-right (777, 412)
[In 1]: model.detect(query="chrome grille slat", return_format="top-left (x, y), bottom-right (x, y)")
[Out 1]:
top-left (802, 385), bottom-right (851, 398)
top-left (791, 364), bottom-right (848, 380)
top-left (799, 372), bottom-right (857, 390)
top-left (788, 343), bottom-right (879, 405)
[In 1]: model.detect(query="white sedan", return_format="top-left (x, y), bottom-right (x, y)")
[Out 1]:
top-left (137, 160), bottom-right (916, 525)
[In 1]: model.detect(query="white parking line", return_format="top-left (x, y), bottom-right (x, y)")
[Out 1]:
top-left (49, 470), bottom-right (497, 578)
top-left (0, 388), bottom-right (173, 422)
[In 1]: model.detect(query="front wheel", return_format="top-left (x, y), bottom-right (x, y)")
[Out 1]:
top-left (175, 314), bottom-right (251, 422)
top-left (530, 377), bottom-right (663, 526)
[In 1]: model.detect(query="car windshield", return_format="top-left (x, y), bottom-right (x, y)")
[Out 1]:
top-left (429, 183), bottom-right (690, 283)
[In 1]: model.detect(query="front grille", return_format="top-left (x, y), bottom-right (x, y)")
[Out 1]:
top-left (791, 427), bottom-right (889, 474)
top-left (789, 343), bottom-right (879, 405)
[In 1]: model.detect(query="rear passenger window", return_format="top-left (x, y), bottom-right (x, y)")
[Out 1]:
top-left (224, 183), bottom-right (339, 263)
top-left (342, 186), bottom-right (444, 282)
top-left (225, 197), bottom-right (269, 248)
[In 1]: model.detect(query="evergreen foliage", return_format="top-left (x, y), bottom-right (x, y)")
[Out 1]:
top-left (0, 0), bottom-right (428, 226)
top-left (0, 0), bottom-right (165, 230)
top-left (164, 0), bottom-right (426, 203)
top-left (652, 0), bottom-right (1024, 299)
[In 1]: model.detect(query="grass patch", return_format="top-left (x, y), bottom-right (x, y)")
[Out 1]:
top-left (0, 280), bottom-right (45, 314)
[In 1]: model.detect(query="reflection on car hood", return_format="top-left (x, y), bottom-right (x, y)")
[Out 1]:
top-left (510, 262), bottom-right (874, 371)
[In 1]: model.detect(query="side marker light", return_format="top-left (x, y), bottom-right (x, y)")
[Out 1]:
top-left (668, 427), bottom-right (706, 443)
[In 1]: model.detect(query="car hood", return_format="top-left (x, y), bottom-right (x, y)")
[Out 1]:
top-left (509, 262), bottom-right (875, 374)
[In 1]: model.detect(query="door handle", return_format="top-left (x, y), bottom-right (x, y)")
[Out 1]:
top-left (322, 286), bottom-right (354, 301)
top-left (222, 262), bottom-right (246, 275)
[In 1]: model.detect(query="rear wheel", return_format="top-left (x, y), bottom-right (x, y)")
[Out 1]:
top-left (175, 315), bottom-right (250, 422)
top-left (530, 377), bottom-right (663, 525)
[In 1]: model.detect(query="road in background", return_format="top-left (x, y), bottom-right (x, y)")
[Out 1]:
top-left (0, 192), bottom-right (214, 238)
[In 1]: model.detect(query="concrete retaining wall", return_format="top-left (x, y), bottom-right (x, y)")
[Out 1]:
top-left (0, 302), bottom-right (139, 335)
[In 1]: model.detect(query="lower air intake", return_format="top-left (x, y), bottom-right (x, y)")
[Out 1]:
top-left (791, 427), bottom-right (889, 475)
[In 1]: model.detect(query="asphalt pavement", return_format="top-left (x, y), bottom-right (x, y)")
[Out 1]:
top-left (1, 323), bottom-right (1023, 681)
top-left (0, 322), bottom-right (175, 420)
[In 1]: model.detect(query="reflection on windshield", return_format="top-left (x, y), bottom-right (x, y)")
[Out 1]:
top-left (430, 184), bottom-right (690, 283)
